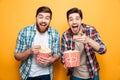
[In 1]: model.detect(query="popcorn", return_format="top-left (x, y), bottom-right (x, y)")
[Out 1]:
top-left (36, 47), bottom-right (51, 64)
top-left (39, 47), bottom-right (51, 54)
top-left (63, 50), bottom-right (80, 67)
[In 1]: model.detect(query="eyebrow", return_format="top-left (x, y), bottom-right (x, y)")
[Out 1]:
top-left (38, 14), bottom-right (50, 17)
top-left (69, 16), bottom-right (80, 19)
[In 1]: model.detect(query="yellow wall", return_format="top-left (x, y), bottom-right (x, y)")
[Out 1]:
top-left (0, 0), bottom-right (120, 80)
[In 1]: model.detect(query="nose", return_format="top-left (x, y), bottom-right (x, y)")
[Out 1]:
top-left (42, 18), bottom-right (46, 22)
top-left (73, 19), bottom-right (77, 23)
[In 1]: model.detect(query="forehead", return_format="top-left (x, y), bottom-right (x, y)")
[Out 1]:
top-left (69, 13), bottom-right (80, 18)
top-left (37, 12), bottom-right (50, 16)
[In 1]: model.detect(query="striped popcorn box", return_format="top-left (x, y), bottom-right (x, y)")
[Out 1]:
top-left (36, 47), bottom-right (51, 64)
top-left (63, 50), bottom-right (80, 67)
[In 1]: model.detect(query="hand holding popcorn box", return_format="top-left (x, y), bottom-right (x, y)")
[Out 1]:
top-left (73, 35), bottom-right (79, 40)
top-left (36, 47), bottom-right (51, 64)
top-left (63, 50), bottom-right (80, 67)
top-left (73, 33), bottom-right (83, 40)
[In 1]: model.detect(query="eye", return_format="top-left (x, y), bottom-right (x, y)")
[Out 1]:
top-left (45, 16), bottom-right (50, 20)
top-left (37, 14), bottom-right (43, 19)
top-left (69, 18), bottom-right (73, 21)
top-left (76, 18), bottom-right (80, 20)
top-left (76, 16), bottom-right (81, 20)
top-left (38, 16), bottom-right (43, 19)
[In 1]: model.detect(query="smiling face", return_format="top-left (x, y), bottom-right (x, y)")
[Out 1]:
top-left (36, 12), bottom-right (51, 33)
top-left (68, 13), bottom-right (82, 35)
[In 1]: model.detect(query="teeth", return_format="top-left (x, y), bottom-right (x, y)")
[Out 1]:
top-left (40, 23), bottom-right (46, 26)
top-left (40, 22), bottom-right (47, 26)
top-left (41, 24), bottom-right (45, 26)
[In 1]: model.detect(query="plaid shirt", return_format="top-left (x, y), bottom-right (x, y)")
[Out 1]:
top-left (61, 23), bottom-right (106, 79)
top-left (14, 24), bottom-right (60, 80)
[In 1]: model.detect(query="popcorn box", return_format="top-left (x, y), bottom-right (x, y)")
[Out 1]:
top-left (36, 47), bottom-right (51, 64)
top-left (63, 50), bottom-right (80, 67)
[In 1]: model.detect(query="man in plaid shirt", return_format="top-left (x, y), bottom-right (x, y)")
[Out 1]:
top-left (61, 7), bottom-right (106, 80)
top-left (14, 6), bottom-right (60, 80)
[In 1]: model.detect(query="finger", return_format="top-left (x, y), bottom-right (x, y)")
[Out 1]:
top-left (82, 34), bottom-right (86, 37)
top-left (79, 32), bottom-right (83, 36)
top-left (64, 64), bottom-right (67, 69)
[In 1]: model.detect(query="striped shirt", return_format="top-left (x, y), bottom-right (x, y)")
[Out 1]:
top-left (61, 23), bottom-right (106, 79)
top-left (14, 24), bottom-right (60, 80)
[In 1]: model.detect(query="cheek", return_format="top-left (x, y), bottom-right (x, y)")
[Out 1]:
top-left (78, 21), bottom-right (82, 24)
top-left (68, 22), bottom-right (72, 26)
top-left (36, 18), bottom-right (42, 22)
top-left (46, 21), bottom-right (50, 25)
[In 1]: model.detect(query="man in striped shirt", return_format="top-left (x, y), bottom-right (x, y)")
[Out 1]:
top-left (61, 7), bottom-right (106, 80)
top-left (14, 6), bottom-right (60, 80)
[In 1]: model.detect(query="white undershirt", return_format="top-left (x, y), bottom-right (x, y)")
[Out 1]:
top-left (73, 42), bottom-right (90, 79)
top-left (29, 30), bottom-right (50, 77)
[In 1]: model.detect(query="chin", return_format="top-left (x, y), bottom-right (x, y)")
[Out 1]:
top-left (39, 28), bottom-right (48, 33)
top-left (39, 30), bottom-right (46, 33)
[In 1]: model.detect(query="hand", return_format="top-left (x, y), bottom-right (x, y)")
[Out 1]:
top-left (64, 64), bottom-right (73, 69)
top-left (62, 59), bottom-right (67, 69)
top-left (37, 54), bottom-right (54, 67)
top-left (62, 58), bottom-right (73, 69)
top-left (74, 34), bottom-right (89, 44)
top-left (30, 45), bottom-right (41, 54)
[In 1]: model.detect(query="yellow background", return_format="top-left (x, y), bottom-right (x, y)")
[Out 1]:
top-left (0, 0), bottom-right (120, 80)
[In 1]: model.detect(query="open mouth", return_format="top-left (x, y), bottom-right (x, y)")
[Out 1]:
top-left (71, 25), bottom-right (79, 33)
top-left (40, 22), bottom-right (47, 27)
top-left (72, 25), bottom-right (78, 28)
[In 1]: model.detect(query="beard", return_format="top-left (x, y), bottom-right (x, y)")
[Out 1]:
top-left (36, 22), bottom-right (49, 33)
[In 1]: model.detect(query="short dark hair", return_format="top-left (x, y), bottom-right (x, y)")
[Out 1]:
top-left (67, 7), bottom-right (83, 20)
top-left (36, 6), bottom-right (52, 19)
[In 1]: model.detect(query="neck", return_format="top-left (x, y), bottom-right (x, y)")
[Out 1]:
top-left (77, 25), bottom-right (83, 35)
